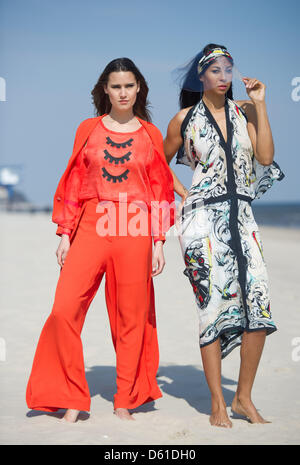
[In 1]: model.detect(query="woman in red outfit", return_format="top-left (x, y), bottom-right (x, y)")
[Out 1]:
top-left (26, 58), bottom-right (175, 423)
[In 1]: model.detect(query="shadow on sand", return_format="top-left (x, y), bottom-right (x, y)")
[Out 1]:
top-left (26, 364), bottom-right (237, 419)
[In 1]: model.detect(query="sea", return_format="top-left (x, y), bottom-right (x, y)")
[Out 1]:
top-left (1, 201), bottom-right (300, 229)
top-left (252, 203), bottom-right (300, 229)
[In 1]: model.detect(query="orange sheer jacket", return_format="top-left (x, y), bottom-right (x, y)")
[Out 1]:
top-left (52, 115), bottom-right (175, 244)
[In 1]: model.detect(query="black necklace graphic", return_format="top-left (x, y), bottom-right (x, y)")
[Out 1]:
top-left (106, 136), bottom-right (133, 149)
top-left (102, 136), bottom-right (134, 183)
top-left (102, 167), bottom-right (129, 183)
top-left (104, 149), bottom-right (132, 165)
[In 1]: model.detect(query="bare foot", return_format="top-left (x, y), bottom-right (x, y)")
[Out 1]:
top-left (210, 400), bottom-right (232, 428)
top-left (113, 408), bottom-right (135, 421)
top-left (61, 409), bottom-right (80, 423)
top-left (210, 406), bottom-right (232, 428)
top-left (231, 395), bottom-right (271, 424)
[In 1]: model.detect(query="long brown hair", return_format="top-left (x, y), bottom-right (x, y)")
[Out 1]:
top-left (91, 58), bottom-right (152, 122)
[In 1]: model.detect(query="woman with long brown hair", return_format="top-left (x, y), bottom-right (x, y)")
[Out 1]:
top-left (26, 58), bottom-right (175, 423)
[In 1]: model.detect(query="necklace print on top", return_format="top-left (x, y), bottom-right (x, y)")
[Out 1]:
top-left (102, 134), bottom-right (133, 183)
top-left (103, 149), bottom-right (132, 165)
top-left (102, 166), bottom-right (130, 183)
top-left (106, 136), bottom-right (133, 149)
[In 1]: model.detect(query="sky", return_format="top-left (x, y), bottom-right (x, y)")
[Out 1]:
top-left (0, 0), bottom-right (299, 206)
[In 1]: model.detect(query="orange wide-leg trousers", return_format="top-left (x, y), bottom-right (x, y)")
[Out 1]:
top-left (26, 197), bottom-right (162, 412)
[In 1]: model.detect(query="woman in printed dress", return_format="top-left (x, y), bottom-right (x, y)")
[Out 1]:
top-left (164, 43), bottom-right (284, 428)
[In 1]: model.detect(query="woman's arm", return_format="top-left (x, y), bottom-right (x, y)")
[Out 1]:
top-left (237, 78), bottom-right (274, 166)
top-left (55, 147), bottom-right (84, 267)
top-left (55, 145), bottom-right (86, 237)
top-left (163, 108), bottom-right (191, 199)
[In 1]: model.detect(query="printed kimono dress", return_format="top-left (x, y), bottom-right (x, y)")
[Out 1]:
top-left (176, 97), bottom-right (284, 359)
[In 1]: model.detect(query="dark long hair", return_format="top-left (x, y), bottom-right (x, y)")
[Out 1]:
top-left (179, 43), bottom-right (233, 109)
top-left (91, 58), bottom-right (151, 122)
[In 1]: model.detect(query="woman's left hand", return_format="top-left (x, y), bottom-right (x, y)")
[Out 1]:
top-left (152, 241), bottom-right (165, 276)
top-left (242, 77), bottom-right (266, 103)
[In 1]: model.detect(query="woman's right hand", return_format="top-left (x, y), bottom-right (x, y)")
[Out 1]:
top-left (56, 235), bottom-right (70, 267)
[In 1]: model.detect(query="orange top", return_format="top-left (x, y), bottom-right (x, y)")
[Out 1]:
top-left (52, 116), bottom-right (175, 244)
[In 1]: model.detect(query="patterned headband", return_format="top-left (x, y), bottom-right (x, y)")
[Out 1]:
top-left (197, 48), bottom-right (233, 76)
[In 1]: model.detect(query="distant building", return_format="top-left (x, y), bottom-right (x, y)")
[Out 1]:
top-left (0, 165), bottom-right (33, 211)
top-left (0, 167), bottom-right (19, 200)
top-left (0, 165), bottom-right (52, 213)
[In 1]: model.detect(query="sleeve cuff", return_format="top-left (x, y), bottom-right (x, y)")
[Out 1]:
top-left (153, 235), bottom-right (166, 244)
top-left (56, 225), bottom-right (72, 237)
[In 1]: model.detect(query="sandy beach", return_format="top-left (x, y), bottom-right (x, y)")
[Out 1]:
top-left (0, 211), bottom-right (300, 445)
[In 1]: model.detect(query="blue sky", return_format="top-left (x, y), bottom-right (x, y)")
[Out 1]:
top-left (0, 0), bottom-right (299, 206)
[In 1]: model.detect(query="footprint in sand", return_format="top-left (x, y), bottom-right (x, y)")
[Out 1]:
top-left (169, 429), bottom-right (190, 439)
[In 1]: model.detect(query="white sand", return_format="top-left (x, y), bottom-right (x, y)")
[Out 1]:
top-left (1, 212), bottom-right (300, 445)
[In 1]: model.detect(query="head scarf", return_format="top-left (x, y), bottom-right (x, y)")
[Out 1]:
top-left (197, 47), bottom-right (233, 76)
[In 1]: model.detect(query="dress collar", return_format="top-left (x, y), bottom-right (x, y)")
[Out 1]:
top-left (201, 98), bottom-right (232, 149)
